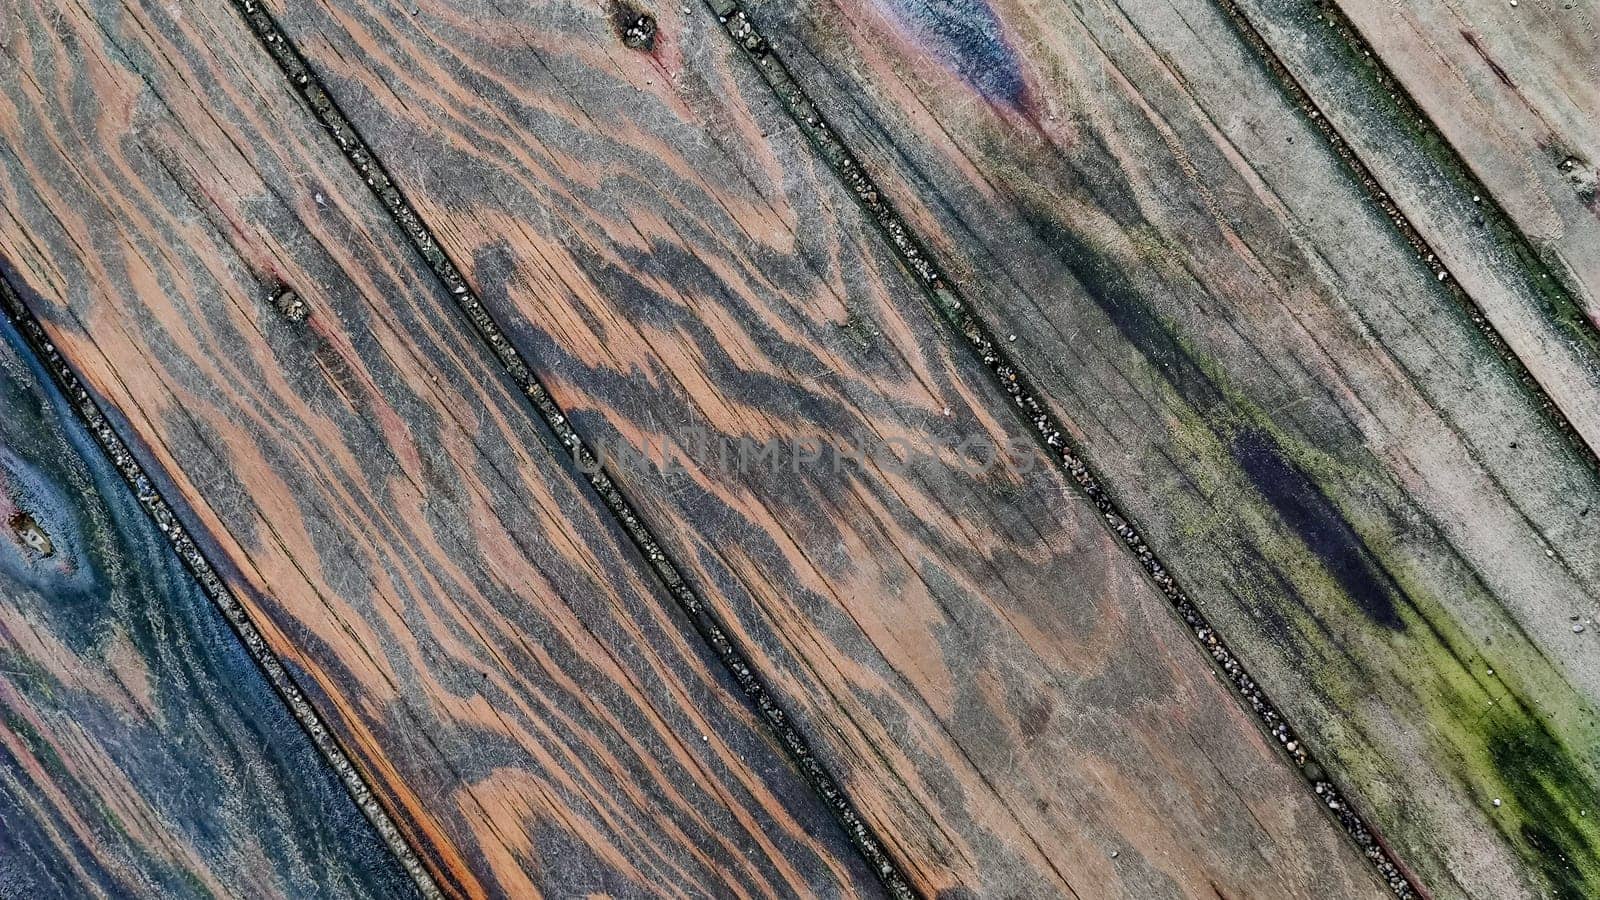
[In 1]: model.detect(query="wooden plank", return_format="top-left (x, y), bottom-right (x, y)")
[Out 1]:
top-left (726, 0), bottom-right (1600, 896)
top-left (1228, 0), bottom-right (1600, 524)
top-left (246, 0), bottom-right (1390, 895)
top-left (1279, 0), bottom-right (1600, 315)
top-left (0, 1), bottom-right (881, 895)
top-left (0, 312), bottom-right (413, 898)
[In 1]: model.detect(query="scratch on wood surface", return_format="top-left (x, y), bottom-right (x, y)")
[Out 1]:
top-left (224, 1), bottom-right (916, 895)
top-left (0, 268), bottom-right (442, 900)
top-left (702, 0), bottom-right (1422, 894)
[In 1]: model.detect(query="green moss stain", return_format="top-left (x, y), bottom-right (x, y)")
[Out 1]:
top-left (1484, 714), bottom-right (1600, 898)
top-left (1009, 191), bottom-right (1600, 891)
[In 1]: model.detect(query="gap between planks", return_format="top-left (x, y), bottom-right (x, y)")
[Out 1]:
top-left (227, 0), bottom-right (917, 896)
top-left (217, 0), bottom-right (1496, 893)
top-left (0, 270), bottom-right (443, 900)
top-left (1218, 0), bottom-right (1600, 476)
top-left (703, 0), bottom-right (1422, 895)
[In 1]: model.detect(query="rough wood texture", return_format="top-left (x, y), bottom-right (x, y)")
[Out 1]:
top-left (1230, 0), bottom-right (1600, 519)
top-left (731, 0), bottom-right (1600, 896)
top-left (251, 0), bottom-right (1389, 895)
top-left (0, 314), bottom-right (412, 898)
top-left (0, 1), bottom-right (880, 895)
top-left (1325, 0), bottom-right (1600, 313)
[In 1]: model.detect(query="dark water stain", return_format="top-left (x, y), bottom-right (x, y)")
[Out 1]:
top-left (1019, 212), bottom-right (1406, 630)
top-left (875, 0), bottom-right (1030, 110)
top-left (1232, 429), bottom-right (1403, 630)
top-left (1021, 213), bottom-right (1224, 414)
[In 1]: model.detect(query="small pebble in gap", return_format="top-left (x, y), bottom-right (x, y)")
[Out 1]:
top-left (1109, 851), bottom-right (1119, 859)
top-left (1575, 624), bottom-right (1586, 634)
top-left (1007, 334), bottom-right (1017, 342)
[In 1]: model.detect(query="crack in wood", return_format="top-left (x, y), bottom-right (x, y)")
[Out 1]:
top-left (224, 2), bottom-right (917, 896)
top-left (702, 0), bottom-right (1423, 895)
top-left (0, 269), bottom-right (442, 900)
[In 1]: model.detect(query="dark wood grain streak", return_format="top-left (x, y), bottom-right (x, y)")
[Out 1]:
top-left (228, 3), bottom-right (914, 894)
top-left (0, 0), bottom-right (880, 895)
top-left (249, 0), bottom-right (1389, 895)
top-left (0, 306), bottom-right (415, 899)
top-left (729, 0), bottom-right (1600, 896)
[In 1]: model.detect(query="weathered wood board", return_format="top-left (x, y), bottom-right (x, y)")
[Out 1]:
top-left (244, 0), bottom-right (1391, 895)
top-left (731, 0), bottom-right (1600, 896)
top-left (1312, 0), bottom-right (1600, 315)
top-left (2, 0), bottom-right (1597, 894)
top-left (1230, 0), bottom-right (1600, 524)
top-left (0, 308), bottom-right (413, 897)
top-left (0, 0), bottom-right (880, 895)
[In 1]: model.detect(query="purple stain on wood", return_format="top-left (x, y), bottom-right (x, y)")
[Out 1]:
top-left (872, 0), bottom-right (1030, 110)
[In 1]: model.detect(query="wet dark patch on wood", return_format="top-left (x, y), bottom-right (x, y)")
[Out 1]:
top-left (1232, 430), bottom-right (1403, 630)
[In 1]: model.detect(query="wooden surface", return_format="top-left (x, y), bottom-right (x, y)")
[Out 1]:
top-left (1231, 0), bottom-right (1600, 519)
top-left (0, 312), bottom-right (413, 897)
top-left (254, 0), bottom-right (1394, 895)
top-left (0, 0), bottom-right (1597, 896)
top-left (734, 0), bottom-right (1600, 896)
top-left (0, 1), bottom-right (879, 895)
top-left (1327, 0), bottom-right (1600, 315)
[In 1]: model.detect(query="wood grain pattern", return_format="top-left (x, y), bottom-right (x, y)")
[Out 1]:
top-left (1230, 0), bottom-right (1600, 511)
top-left (0, 1), bottom-right (881, 895)
top-left (0, 310), bottom-right (413, 898)
top-left (251, 0), bottom-right (1389, 895)
top-left (728, 0), bottom-right (1600, 895)
top-left (1313, 0), bottom-right (1600, 313)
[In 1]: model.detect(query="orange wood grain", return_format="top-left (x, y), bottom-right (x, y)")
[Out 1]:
top-left (247, 0), bottom-right (1388, 894)
top-left (0, 0), bottom-right (878, 894)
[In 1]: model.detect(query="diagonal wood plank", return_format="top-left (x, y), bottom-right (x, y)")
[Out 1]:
top-left (0, 308), bottom-right (414, 898)
top-left (1227, 0), bottom-right (1600, 521)
top-left (0, 0), bottom-right (881, 895)
top-left (245, 0), bottom-right (1389, 895)
top-left (1275, 0), bottom-right (1600, 315)
top-left (728, 0), bottom-right (1600, 896)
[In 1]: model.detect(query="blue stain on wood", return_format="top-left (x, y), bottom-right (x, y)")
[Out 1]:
top-left (875, 0), bottom-right (1029, 109)
top-left (0, 311), bottom-right (414, 898)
